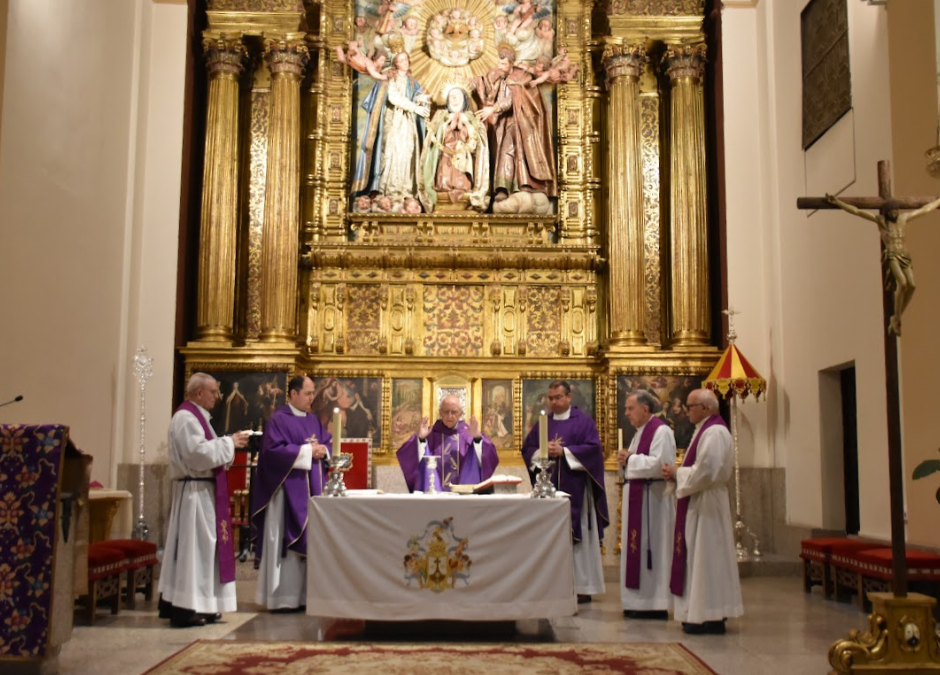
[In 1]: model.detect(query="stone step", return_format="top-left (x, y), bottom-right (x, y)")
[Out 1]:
top-left (737, 553), bottom-right (801, 577)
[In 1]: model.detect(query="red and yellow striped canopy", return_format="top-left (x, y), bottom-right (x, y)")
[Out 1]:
top-left (703, 344), bottom-right (767, 401)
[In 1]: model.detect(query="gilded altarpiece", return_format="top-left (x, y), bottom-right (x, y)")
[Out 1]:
top-left (182, 0), bottom-right (722, 467)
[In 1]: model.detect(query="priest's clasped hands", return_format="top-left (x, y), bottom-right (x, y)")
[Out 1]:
top-left (546, 437), bottom-right (565, 458)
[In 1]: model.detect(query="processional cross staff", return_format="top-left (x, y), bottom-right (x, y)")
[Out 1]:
top-left (797, 159), bottom-right (940, 597)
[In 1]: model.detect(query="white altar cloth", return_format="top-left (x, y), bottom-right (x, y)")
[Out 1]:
top-left (306, 492), bottom-right (576, 621)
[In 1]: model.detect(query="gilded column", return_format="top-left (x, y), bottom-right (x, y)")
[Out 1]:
top-left (259, 35), bottom-right (309, 343)
top-left (603, 41), bottom-right (648, 347)
top-left (196, 34), bottom-right (246, 342)
top-left (664, 43), bottom-right (709, 347)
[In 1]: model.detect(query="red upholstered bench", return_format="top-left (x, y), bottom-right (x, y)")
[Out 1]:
top-left (848, 548), bottom-right (940, 612)
top-left (103, 539), bottom-right (159, 609)
top-left (800, 538), bottom-right (882, 598)
top-left (829, 542), bottom-right (890, 605)
top-left (78, 543), bottom-right (127, 624)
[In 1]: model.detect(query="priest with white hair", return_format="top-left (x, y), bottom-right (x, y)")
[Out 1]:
top-left (662, 388), bottom-right (744, 635)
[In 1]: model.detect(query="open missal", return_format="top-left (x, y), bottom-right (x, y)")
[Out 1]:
top-left (449, 474), bottom-right (523, 495)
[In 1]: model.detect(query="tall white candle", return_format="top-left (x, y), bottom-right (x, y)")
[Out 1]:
top-left (618, 428), bottom-right (623, 452)
top-left (539, 410), bottom-right (548, 460)
top-left (332, 407), bottom-right (341, 460)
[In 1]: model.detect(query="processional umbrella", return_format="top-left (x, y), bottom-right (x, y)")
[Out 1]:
top-left (702, 309), bottom-right (767, 560)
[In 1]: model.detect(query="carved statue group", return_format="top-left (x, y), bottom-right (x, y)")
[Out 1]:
top-left (342, 0), bottom-right (577, 215)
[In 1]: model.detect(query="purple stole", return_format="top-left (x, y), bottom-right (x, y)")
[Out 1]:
top-left (177, 401), bottom-right (236, 584)
top-left (624, 416), bottom-right (665, 589)
top-left (669, 414), bottom-right (727, 596)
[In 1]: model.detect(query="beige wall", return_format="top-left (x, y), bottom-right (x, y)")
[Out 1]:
top-left (0, 1), bottom-right (7, 148)
top-left (723, 1), bottom-right (895, 539)
top-left (888, 0), bottom-right (940, 549)
top-left (0, 0), bottom-right (185, 487)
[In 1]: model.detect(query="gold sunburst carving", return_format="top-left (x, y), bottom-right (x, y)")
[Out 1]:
top-left (408, 0), bottom-right (500, 104)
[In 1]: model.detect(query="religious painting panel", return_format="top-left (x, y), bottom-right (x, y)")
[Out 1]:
top-left (345, 0), bottom-right (563, 215)
top-left (310, 376), bottom-right (382, 447)
top-left (422, 284), bottom-right (484, 356)
top-left (616, 374), bottom-right (700, 452)
top-left (204, 370), bottom-right (289, 437)
top-left (434, 384), bottom-right (469, 413)
top-left (521, 378), bottom-right (595, 435)
top-left (481, 379), bottom-right (513, 450)
top-left (525, 286), bottom-right (562, 356)
top-left (345, 285), bottom-right (384, 355)
top-left (391, 377), bottom-right (424, 449)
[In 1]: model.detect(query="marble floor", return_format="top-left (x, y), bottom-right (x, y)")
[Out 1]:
top-left (52, 569), bottom-right (868, 675)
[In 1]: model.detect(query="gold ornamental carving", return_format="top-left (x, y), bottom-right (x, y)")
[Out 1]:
top-left (263, 36), bottom-right (309, 76)
top-left (602, 42), bottom-right (647, 80)
top-left (203, 34), bottom-right (249, 76)
top-left (259, 34), bottom-right (310, 343)
top-left (607, 0), bottom-right (704, 16)
top-left (663, 43), bottom-right (707, 82)
top-left (663, 42), bottom-right (709, 347)
top-left (209, 0), bottom-right (304, 10)
top-left (195, 34), bottom-right (248, 343)
top-left (181, 1), bottom-right (726, 469)
top-left (828, 592), bottom-right (940, 674)
top-left (640, 93), bottom-right (663, 344)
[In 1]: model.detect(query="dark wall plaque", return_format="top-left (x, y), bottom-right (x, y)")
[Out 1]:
top-left (801, 0), bottom-right (852, 149)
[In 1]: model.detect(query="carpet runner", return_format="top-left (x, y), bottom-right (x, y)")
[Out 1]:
top-left (143, 640), bottom-right (718, 675)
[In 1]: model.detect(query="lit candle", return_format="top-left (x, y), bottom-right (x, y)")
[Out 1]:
top-left (539, 410), bottom-right (548, 461)
top-left (332, 407), bottom-right (341, 462)
top-left (618, 428), bottom-right (623, 452)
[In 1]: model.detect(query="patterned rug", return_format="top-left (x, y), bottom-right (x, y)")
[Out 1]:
top-left (143, 641), bottom-right (718, 674)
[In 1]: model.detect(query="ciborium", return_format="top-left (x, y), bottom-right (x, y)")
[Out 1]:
top-left (323, 452), bottom-right (352, 497)
top-left (530, 456), bottom-right (557, 498)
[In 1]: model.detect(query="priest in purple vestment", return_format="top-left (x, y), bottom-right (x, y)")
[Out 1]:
top-left (396, 394), bottom-right (498, 492)
top-left (251, 375), bottom-right (331, 611)
top-left (522, 380), bottom-right (609, 603)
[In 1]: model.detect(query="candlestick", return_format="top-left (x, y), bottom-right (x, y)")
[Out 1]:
top-left (332, 407), bottom-right (341, 461)
top-left (539, 410), bottom-right (548, 460)
top-left (618, 427), bottom-right (623, 452)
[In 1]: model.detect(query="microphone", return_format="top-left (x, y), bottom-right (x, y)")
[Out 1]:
top-left (0, 395), bottom-right (24, 409)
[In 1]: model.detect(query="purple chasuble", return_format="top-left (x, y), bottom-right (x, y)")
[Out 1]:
top-left (250, 405), bottom-right (330, 564)
top-left (669, 414), bottom-right (728, 596)
top-left (521, 407), bottom-right (609, 543)
top-left (624, 416), bottom-right (665, 589)
top-left (396, 420), bottom-right (499, 492)
top-left (176, 401), bottom-right (236, 584)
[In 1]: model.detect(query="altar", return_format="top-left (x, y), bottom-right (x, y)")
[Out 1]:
top-left (306, 492), bottom-right (575, 621)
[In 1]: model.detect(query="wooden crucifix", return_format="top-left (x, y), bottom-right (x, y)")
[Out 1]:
top-left (797, 160), bottom-right (940, 597)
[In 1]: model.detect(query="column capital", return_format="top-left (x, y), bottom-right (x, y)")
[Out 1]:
top-left (202, 33), bottom-right (247, 78)
top-left (263, 34), bottom-right (310, 77)
top-left (662, 42), bottom-right (707, 82)
top-left (602, 41), bottom-right (648, 81)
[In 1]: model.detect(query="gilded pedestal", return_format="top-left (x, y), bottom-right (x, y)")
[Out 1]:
top-left (829, 592), bottom-right (940, 674)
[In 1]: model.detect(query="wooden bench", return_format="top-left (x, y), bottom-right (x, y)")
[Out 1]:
top-left (77, 543), bottom-right (127, 624)
top-left (800, 537), bottom-right (882, 598)
top-left (829, 541), bottom-right (889, 605)
top-left (102, 539), bottom-right (158, 609)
